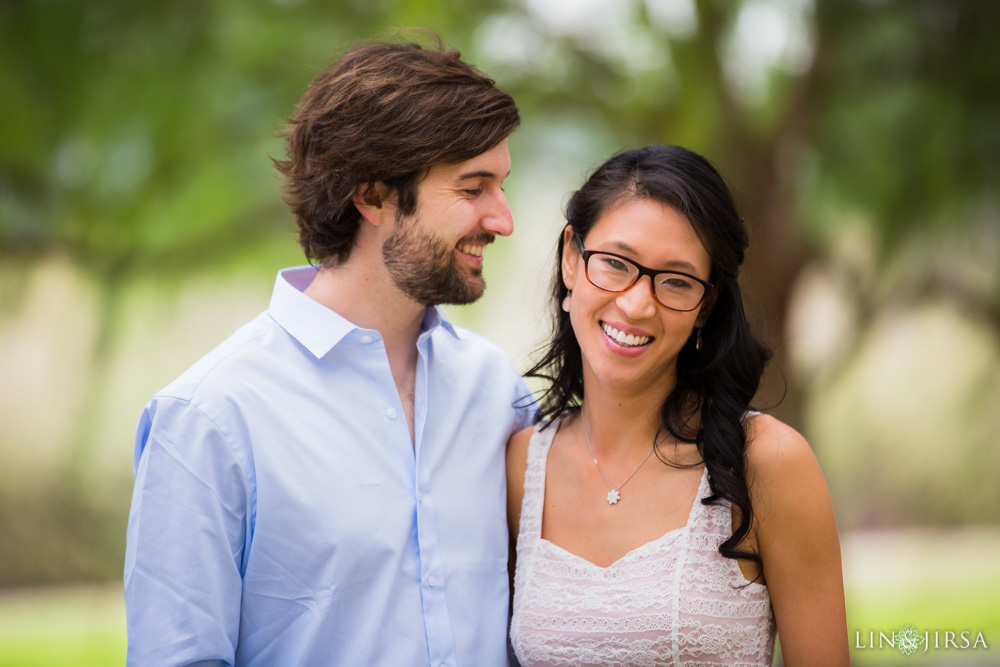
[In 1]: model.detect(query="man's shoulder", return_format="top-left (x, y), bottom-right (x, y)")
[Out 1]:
top-left (440, 324), bottom-right (518, 370)
top-left (155, 311), bottom-right (277, 403)
top-left (434, 325), bottom-right (536, 417)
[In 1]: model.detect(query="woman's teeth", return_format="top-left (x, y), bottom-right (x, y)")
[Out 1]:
top-left (601, 322), bottom-right (651, 347)
top-left (457, 243), bottom-right (483, 257)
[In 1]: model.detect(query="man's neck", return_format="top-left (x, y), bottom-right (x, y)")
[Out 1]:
top-left (303, 258), bottom-right (426, 353)
top-left (303, 256), bottom-right (425, 444)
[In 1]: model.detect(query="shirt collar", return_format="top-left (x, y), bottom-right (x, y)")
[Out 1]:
top-left (422, 304), bottom-right (460, 341)
top-left (268, 265), bottom-right (460, 358)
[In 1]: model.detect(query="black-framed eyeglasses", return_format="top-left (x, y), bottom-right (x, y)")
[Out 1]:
top-left (574, 235), bottom-right (713, 312)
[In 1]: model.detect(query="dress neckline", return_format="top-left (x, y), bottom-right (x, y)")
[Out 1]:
top-left (530, 412), bottom-right (709, 571)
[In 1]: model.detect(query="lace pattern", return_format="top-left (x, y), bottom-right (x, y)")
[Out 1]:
top-left (510, 415), bottom-right (775, 666)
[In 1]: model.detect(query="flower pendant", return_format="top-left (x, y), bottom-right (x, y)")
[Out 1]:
top-left (606, 489), bottom-right (621, 505)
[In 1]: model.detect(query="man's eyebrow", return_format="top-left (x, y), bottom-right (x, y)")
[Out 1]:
top-left (456, 169), bottom-right (510, 181)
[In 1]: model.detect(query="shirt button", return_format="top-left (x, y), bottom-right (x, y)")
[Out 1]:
top-left (361, 335), bottom-right (372, 344)
top-left (427, 575), bottom-right (437, 587)
top-left (416, 492), bottom-right (423, 502)
top-left (386, 408), bottom-right (397, 420)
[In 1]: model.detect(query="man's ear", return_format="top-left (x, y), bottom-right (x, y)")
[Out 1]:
top-left (695, 284), bottom-right (722, 327)
top-left (352, 182), bottom-right (392, 226)
top-left (561, 225), bottom-right (581, 290)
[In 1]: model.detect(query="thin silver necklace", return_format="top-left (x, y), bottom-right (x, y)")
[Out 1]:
top-left (581, 410), bottom-right (656, 505)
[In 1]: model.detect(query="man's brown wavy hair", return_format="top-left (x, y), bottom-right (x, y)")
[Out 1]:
top-left (274, 34), bottom-right (520, 266)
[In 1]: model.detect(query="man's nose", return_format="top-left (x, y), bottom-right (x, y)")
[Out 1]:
top-left (481, 191), bottom-right (514, 237)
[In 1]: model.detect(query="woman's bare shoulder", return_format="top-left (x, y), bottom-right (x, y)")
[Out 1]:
top-left (744, 413), bottom-right (819, 485)
top-left (506, 423), bottom-right (538, 537)
top-left (506, 423), bottom-right (538, 496)
top-left (507, 424), bottom-right (536, 466)
top-left (743, 413), bottom-right (835, 545)
top-left (743, 415), bottom-right (848, 664)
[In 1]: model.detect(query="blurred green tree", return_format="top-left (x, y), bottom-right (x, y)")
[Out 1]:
top-left (479, 0), bottom-right (1000, 420)
top-left (0, 0), bottom-right (998, 583)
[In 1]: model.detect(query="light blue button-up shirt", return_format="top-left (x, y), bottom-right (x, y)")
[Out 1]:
top-left (124, 265), bottom-right (534, 667)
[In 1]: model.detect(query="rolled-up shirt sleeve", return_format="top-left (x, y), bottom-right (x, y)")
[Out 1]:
top-left (512, 373), bottom-right (538, 432)
top-left (124, 395), bottom-right (252, 667)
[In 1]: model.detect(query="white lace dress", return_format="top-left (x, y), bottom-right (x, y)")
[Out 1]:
top-left (510, 416), bottom-right (775, 667)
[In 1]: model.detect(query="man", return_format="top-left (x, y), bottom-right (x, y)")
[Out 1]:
top-left (124, 36), bottom-right (532, 666)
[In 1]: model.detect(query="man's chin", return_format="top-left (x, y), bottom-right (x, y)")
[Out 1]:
top-left (390, 261), bottom-right (487, 306)
top-left (436, 278), bottom-right (486, 306)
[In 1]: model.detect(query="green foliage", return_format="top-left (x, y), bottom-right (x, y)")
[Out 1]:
top-left (1, 0), bottom-right (998, 587)
top-left (1, 0), bottom-right (354, 275)
top-left (805, 0), bottom-right (1000, 258)
top-left (3, 0), bottom-right (996, 278)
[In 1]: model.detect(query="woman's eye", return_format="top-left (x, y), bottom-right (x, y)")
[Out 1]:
top-left (662, 277), bottom-right (694, 290)
top-left (600, 257), bottom-right (629, 272)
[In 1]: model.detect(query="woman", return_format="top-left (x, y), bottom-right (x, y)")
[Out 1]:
top-left (507, 145), bottom-right (848, 666)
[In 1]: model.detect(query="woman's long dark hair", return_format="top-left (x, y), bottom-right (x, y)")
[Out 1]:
top-left (526, 145), bottom-right (773, 568)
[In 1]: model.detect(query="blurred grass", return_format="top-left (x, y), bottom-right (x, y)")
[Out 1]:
top-left (0, 585), bottom-right (125, 667)
top-left (846, 580), bottom-right (1000, 664)
top-left (0, 635), bottom-right (124, 667)
top-left (844, 527), bottom-right (1000, 665)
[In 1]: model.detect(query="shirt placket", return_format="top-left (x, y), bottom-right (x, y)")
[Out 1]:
top-left (413, 333), bottom-right (457, 667)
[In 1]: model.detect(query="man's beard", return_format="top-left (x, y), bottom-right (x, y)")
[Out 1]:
top-left (382, 219), bottom-right (492, 306)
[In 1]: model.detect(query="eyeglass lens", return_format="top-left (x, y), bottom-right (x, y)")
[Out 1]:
top-left (585, 252), bottom-right (705, 311)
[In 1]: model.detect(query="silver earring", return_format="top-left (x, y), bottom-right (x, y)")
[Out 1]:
top-left (562, 290), bottom-right (572, 312)
top-left (695, 327), bottom-right (703, 351)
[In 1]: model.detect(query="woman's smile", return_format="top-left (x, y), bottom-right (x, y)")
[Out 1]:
top-left (599, 320), bottom-right (654, 356)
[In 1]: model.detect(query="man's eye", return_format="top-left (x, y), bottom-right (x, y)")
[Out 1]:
top-left (464, 188), bottom-right (482, 196)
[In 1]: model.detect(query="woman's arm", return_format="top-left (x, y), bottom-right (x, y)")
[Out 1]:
top-left (747, 415), bottom-right (850, 666)
top-left (506, 426), bottom-right (533, 546)
top-left (506, 426), bottom-right (534, 608)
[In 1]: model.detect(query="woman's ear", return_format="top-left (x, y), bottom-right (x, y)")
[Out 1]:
top-left (561, 225), bottom-right (578, 290)
top-left (352, 182), bottom-right (392, 226)
top-left (695, 284), bottom-right (722, 327)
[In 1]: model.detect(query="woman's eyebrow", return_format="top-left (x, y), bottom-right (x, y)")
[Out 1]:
top-left (608, 240), bottom-right (640, 255)
top-left (605, 241), bottom-right (699, 272)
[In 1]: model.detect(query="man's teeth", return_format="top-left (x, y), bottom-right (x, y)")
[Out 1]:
top-left (457, 243), bottom-right (483, 257)
top-left (601, 322), bottom-right (651, 347)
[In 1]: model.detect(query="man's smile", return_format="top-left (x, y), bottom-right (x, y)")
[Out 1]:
top-left (457, 242), bottom-right (484, 257)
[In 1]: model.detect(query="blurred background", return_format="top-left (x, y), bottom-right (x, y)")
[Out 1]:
top-left (1, 0), bottom-right (998, 664)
